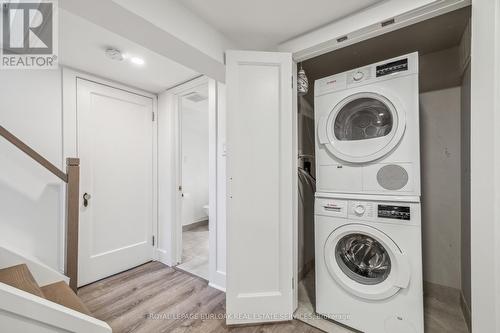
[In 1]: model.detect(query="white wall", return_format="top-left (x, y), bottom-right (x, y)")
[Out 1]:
top-left (181, 100), bottom-right (209, 225)
top-left (420, 87), bottom-right (462, 289)
top-left (157, 92), bottom-right (176, 264)
top-left (0, 70), bottom-right (63, 271)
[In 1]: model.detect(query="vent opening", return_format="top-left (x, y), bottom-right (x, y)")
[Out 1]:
top-left (337, 36), bottom-right (348, 43)
top-left (381, 18), bottom-right (395, 27)
top-left (184, 92), bottom-right (208, 103)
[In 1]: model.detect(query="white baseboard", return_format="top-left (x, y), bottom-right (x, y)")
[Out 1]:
top-left (156, 249), bottom-right (173, 267)
top-left (208, 282), bottom-right (226, 293)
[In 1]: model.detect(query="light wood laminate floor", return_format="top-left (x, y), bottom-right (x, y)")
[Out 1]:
top-left (295, 269), bottom-right (469, 333)
top-left (79, 262), bottom-right (469, 333)
top-left (78, 262), bottom-right (321, 333)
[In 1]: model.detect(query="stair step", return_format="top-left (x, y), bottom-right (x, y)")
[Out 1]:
top-left (41, 281), bottom-right (92, 316)
top-left (0, 264), bottom-right (44, 298)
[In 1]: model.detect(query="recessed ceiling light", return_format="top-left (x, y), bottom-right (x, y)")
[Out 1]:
top-left (130, 57), bottom-right (145, 66)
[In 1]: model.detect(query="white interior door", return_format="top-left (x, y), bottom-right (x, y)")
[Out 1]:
top-left (226, 51), bottom-right (296, 325)
top-left (77, 79), bottom-right (154, 287)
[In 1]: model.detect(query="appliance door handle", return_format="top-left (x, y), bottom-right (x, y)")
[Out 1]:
top-left (317, 116), bottom-right (329, 144)
top-left (394, 252), bottom-right (411, 289)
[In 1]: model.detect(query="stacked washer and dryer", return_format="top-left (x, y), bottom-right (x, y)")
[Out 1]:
top-left (313, 52), bottom-right (424, 333)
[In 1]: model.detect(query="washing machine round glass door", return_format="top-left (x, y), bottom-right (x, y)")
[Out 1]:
top-left (318, 92), bottom-right (406, 163)
top-left (324, 224), bottom-right (411, 300)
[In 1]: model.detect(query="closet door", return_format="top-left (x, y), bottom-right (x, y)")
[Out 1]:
top-left (225, 51), bottom-right (296, 325)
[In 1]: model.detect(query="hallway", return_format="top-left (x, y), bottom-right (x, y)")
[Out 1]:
top-left (78, 262), bottom-right (321, 333)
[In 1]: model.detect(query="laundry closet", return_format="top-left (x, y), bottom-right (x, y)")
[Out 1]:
top-left (295, 6), bottom-right (471, 333)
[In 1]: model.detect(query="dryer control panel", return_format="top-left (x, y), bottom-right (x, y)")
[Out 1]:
top-left (314, 52), bottom-right (418, 97)
top-left (376, 58), bottom-right (408, 77)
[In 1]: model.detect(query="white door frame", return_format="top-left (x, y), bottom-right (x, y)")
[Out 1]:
top-left (173, 77), bottom-right (210, 265)
top-left (161, 76), bottom-right (225, 289)
top-left (285, 1), bottom-right (498, 330)
top-left (469, 0), bottom-right (500, 331)
top-left (61, 67), bottom-right (159, 274)
top-left (278, 0), bottom-right (470, 60)
top-left (283, 0), bottom-right (472, 312)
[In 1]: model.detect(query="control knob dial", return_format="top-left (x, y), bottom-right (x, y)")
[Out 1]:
top-left (353, 71), bottom-right (364, 81)
top-left (354, 204), bottom-right (366, 216)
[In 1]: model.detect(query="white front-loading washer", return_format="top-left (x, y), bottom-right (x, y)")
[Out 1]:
top-left (314, 193), bottom-right (423, 333)
top-left (314, 52), bottom-right (420, 196)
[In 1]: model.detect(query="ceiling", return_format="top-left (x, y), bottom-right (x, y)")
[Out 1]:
top-left (59, 9), bottom-right (199, 93)
top-left (178, 0), bottom-right (386, 50)
top-left (302, 6), bottom-right (471, 96)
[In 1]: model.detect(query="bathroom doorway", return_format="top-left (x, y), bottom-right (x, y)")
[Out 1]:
top-left (176, 81), bottom-right (210, 280)
top-left (161, 75), bottom-right (226, 289)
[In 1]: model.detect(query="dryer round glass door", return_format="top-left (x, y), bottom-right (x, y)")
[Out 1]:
top-left (324, 224), bottom-right (411, 300)
top-left (318, 92), bottom-right (406, 163)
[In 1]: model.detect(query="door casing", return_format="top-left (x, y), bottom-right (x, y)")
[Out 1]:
top-left (160, 76), bottom-right (225, 290)
top-left (62, 68), bottom-right (158, 279)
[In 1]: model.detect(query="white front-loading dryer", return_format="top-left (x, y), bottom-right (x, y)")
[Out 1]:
top-left (314, 194), bottom-right (424, 333)
top-left (314, 52), bottom-right (420, 196)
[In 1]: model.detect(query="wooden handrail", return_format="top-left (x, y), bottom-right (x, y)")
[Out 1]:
top-left (0, 125), bottom-right (67, 182)
top-left (0, 125), bottom-right (80, 292)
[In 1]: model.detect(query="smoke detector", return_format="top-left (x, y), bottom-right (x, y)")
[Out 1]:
top-left (105, 48), bottom-right (124, 61)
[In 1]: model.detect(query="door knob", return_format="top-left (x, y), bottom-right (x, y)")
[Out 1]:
top-left (83, 193), bottom-right (91, 207)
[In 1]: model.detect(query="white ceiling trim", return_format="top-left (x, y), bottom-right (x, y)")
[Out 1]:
top-left (278, 0), bottom-right (471, 61)
top-left (60, 0), bottom-right (225, 82)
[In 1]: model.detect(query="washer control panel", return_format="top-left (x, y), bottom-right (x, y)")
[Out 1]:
top-left (315, 196), bottom-right (419, 225)
top-left (377, 204), bottom-right (411, 220)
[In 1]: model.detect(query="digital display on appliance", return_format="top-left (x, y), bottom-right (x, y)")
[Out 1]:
top-left (376, 59), bottom-right (408, 77)
top-left (378, 205), bottom-right (410, 220)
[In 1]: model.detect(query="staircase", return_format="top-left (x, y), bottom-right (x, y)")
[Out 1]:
top-left (0, 124), bottom-right (111, 331)
top-left (0, 246), bottom-right (111, 333)
top-left (0, 264), bottom-right (92, 316)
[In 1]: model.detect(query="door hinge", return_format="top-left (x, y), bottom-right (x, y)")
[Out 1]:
top-left (291, 75), bottom-right (294, 89)
top-left (152, 112), bottom-right (155, 121)
top-left (292, 277), bottom-right (294, 289)
top-left (152, 235), bottom-right (155, 246)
